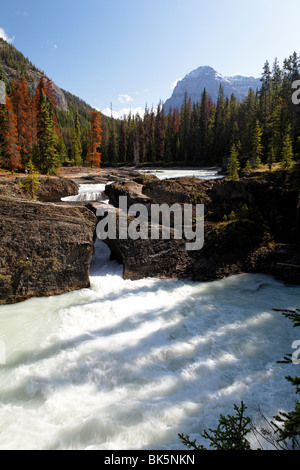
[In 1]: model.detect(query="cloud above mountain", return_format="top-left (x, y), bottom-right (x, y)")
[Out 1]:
top-left (0, 27), bottom-right (14, 43)
top-left (118, 94), bottom-right (133, 104)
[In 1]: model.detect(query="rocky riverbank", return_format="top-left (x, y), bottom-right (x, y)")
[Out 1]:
top-left (102, 169), bottom-right (300, 285)
top-left (0, 176), bottom-right (97, 305)
top-left (0, 167), bottom-right (299, 305)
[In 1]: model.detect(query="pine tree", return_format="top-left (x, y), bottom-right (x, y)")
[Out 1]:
top-left (280, 126), bottom-right (294, 169)
top-left (86, 110), bottom-right (102, 167)
top-left (10, 76), bottom-right (33, 165)
top-left (227, 144), bottom-right (240, 180)
top-left (213, 85), bottom-right (226, 163)
top-left (245, 159), bottom-right (252, 171)
top-left (267, 146), bottom-right (277, 170)
top-left (251, 120), bottom-right (263, 167)
top-left (19, 159), bottom-right (40, 199)
top-left (259, 60), bottom-right (272, 152)
top-left (0, 94), bottom-right (22, 173)
top-left (38, 88), bottom-right (59, 175)
top-left (57, 136), bottom-right (68, 165)
top-left (71, 110), bottom-right (82, 165)
top-left (108, 117), bottom-right (118, 164)
top-left (268, 98), bottom-right (285, 163)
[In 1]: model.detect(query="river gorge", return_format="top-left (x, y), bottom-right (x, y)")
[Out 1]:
top-left (0, 169), bottom-right (299, 450)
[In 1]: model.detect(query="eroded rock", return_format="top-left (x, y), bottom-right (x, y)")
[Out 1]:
top-left (0, 196), bottom-right (97, 305)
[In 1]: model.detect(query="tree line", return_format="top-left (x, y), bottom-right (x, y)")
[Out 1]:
top-left (100, 52), bottom-right (300, 169)
top-left (1, 51), bottom-right (300, 174)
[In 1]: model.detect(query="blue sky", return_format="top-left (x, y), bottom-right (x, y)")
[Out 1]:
top-left (1, 0), bottom-right (300, 117)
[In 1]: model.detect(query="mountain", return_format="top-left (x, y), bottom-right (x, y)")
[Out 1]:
top-left (0, 38), bottom-right (70, 111)
top-left (164, 66), bottom-right (262, 113)
top-left (0, 37), bottom-right (95, 130)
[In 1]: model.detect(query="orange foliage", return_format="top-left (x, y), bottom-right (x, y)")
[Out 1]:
top-left (11, 76), bottom-right (35, 160)
top-left (86, 110), bottom-right (102, 167)
top-left (0, 94), bottom-right (22, 172)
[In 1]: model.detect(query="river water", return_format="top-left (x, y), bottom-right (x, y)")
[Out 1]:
top-left (0, 169), bottom-right (299, 450)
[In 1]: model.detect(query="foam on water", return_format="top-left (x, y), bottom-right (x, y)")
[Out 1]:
top-left (61, 184), bottom-right (109, 203)
top-left (139, 168), bottom-right (223, 180)
top-left (0, 239), bottom-right (299, 450)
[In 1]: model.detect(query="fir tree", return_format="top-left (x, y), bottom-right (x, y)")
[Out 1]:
top-left (251, 120), bottom-right (263, 167)
top-left (227, 144), bottom-right (240, 180)
top-left (19, 159), bottom-right (40, 199)
top-left (86, 110), bottom-right (102, 167)
top-left (71, 110), bottom-right (82, 165)
top-left (267, 146), bottom-right (277, 170)
top-left (38, 88), bottom-right (60, 175)
top-left (280, 126), bottom-right (294, 169)
top-left (10, 76), bottom-right (33, 165)
top-left (0, 94), bottom-right (22, 173)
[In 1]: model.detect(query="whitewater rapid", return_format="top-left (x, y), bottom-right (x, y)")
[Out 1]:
top-left (0, 169), bottom-right (299, 450)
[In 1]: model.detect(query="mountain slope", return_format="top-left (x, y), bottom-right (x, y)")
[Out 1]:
top-left (0, 38), bottom-right (70, 111)
top-left (164, 65), bottom-right (262, 113)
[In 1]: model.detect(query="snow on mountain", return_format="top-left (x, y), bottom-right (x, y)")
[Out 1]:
top-left (164, 66), bottom-right (261, 113)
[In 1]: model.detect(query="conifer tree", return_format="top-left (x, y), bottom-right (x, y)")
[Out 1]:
top-left (86, 110), bottom-right (102, 167)
top-left (10, 76), bottom-right (33, 164)
top-left (38, 88), bottom-right (59, 174)
top-left (19, 159), bottom-right (40, 199)
top-left (251, 120), bottom-right (263, 167)
top-left (108, 117), bottom-right (118, 164)
top-left (71, 110), bottom-right (82, 165)
top-left (280, 126), bottom-right (294, 169)
top-left (227, 144), bottom-right (240, 180)
top-left (267, 146), bottom-right (277, 170)
top-left (0, 94), bottom-right (21, 173)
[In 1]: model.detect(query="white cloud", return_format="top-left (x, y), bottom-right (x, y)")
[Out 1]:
top-left (134, 88), bottom-right (149, 95)
top-left (0, 27), bottom-right (15, 43)
top-left (16, 11), bottom-right (29, 17)
top-left (170, 78), bottom-right (182, 90)
top-left (118, 94), bottom-right (133, 104)
top-left (46, 40), bottom-right (58, 51)
top-left (101, 106), bottom-right (145, 119)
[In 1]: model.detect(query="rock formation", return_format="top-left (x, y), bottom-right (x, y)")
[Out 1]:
top-left (102, 170), bottom-right (300, 285)
top-left (0, 177), bottom-right (97, 305)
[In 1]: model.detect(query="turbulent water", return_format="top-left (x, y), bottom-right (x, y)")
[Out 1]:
top-left (0, 170), bottom-right (299, 450)
top-left (61, 184), bottom-right (110, 203)
top-left (139, 168), bottom-right (223, 180)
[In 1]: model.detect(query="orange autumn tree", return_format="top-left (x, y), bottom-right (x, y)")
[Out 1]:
top-left (10, 76), bottom-right (34, 164)
top-left (86, 110), bottom-right (102, 167)
top-left (0, 94), bottom-right (21, 173)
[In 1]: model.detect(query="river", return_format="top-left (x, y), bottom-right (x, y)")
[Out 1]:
top-left (0, 169), bottom-right (299, 450)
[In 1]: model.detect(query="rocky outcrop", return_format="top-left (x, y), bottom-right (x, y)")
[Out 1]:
top-left (0, 176), bottom-right (79, 202)
top-left (102, 170), bottom-right (300, 284)
top-left (0, 196), bottom-right (97, 305)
